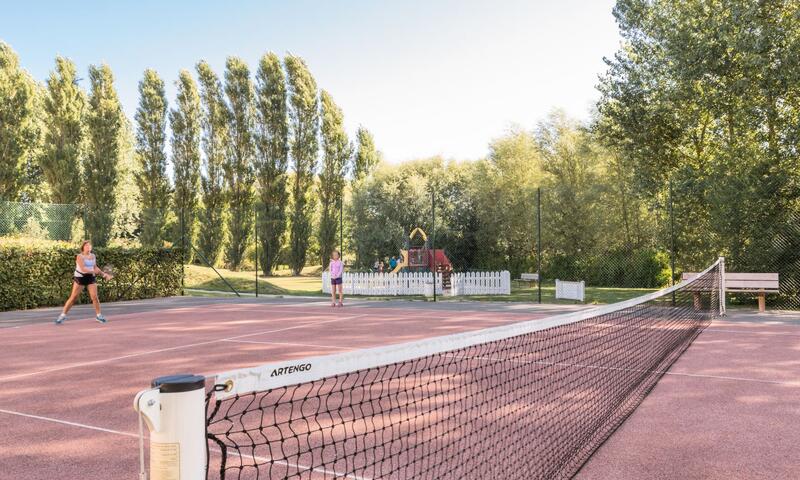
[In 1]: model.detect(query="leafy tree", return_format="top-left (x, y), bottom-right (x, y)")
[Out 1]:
top-left (84, 64), bottom-right (123, 246)
top-left (471, 128), bottom-right (541, 275)
top-left (285, 55), bottom-right (319, 274)
top-left (134, 69), bottom-right (170, 246)
top-left (353, 126), bottom-right (379, 182)
top-left (318, 90), bottom-right (351, 269)
top-left (170, 70), bottom-right (202, 260)
top-left (196, 61), bottom-right (229, 266)
top-left (112, 116), bottom-right (140, 241)
top-left (349, 157), bottom-right (476, 271)
top-left (536, 111), bottom-right (607, 258)
top-left (254, 52), bottom-right (289, 275)
top-left (223, 57), bottom-right (256, 270)
top-left (41, 57), bottom-right (85, 206)
top-left (0, 42), bottom-right (38, 201)
top-left (597, 0), bottom-right (800, 282)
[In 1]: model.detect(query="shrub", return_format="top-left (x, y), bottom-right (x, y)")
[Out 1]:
top-left (0, 242), bottom-right (183, 311)
top-left (543, 248), bottom-right (671, 288)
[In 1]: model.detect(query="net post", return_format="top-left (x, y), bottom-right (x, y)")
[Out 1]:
top-left (134, 374), bottom-right (207, 480)
top-left (254, 206), bottom-right (258, 297)
top-left (719, 256), bottom-right (726, 316)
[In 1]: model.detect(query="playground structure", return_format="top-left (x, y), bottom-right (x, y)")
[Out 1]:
top-left (391, 227), bottom-right (453, 288)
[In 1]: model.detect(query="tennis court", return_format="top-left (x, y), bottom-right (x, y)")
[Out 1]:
top-left (1, 283), bottom-right (798, 479)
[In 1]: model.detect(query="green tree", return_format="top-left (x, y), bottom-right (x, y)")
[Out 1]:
top-left (0, 42), bottom-right (38, 201)
top-left (84, 64), bottom-right (123, 246)
top-left (41, 57), bottom-right (84, 206)
top-left (285, 55), bottom-right (319, 274)
top-left (318, 90), bottom-right (351, 269)
top-left (134, 69), bottom-right (170, 246)
top-left (196, 61), bottom-right (229, 266)
top-left (223, 57), bottom-right (256, 270)
top-left (113, 116), bottom-right (140, 241)
top-left (598, 0), bottom-right (800, 278)
top-left (170, 70), bottom-right (202, 260)
top-left (349, 158), bottom-right (479, 271)
top-left (254, 52), bottom-right (289, 275)
top-left (472, 128), bottom-right (541, 274)
top-left (353, 126), bottom-right (379, 182)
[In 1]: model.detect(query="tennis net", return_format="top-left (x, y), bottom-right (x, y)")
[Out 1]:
top-left (137, 258), bottom-right (724, 480)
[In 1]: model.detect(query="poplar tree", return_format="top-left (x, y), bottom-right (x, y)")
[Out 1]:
top-left (223, 57), bottom-right (255, 270)
top-left (0, 42), bottom-right (38, 201)
top-left (353, 127), bottom-right (379, 182)
top-left (285, 55), bottom-right (319, 274)
top-left (134, 69), bottom-right (170, 246)
top-left (41, 57), bottom-right (85, 206)
top-left (318, 90), bottom-right (351, 269)
top-left (170, 70), bottom-right (202, 260)
top-left (254, 52), bottom-right (289, 275)
top-left (84, 64), bottom-right (123, 246)
top-left (196, 61), bottom-right (229, 265)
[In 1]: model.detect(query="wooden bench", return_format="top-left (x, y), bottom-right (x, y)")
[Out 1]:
top-left (682, 272), bottom-right (779, 313)
top-left (514, 272), bottom-right (539, 289)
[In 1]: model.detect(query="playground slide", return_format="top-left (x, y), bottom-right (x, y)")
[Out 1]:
top-left (391, 249), bottom-right (409, 274)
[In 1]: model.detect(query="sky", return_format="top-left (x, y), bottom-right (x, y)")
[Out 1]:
top-left (1, 0), bottom-right (621, 163)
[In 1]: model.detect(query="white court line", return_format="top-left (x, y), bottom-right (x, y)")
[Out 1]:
top-left (706, 328), bottom-right (800, 337)
top-left (223, 339), bottom-right (353, 350)
top-left (445, 353), bottom-right (798, 386)
top-left (0, 408), bottom-right (368, 480)
top-left (0, 408), bottom-right (139, 438)
top-left (0, 315), bottom-right (369, 382)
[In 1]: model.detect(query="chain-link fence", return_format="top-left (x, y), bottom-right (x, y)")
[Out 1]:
top-left (0, 201), bottom-right (86, 242)
top-left (344, 183), bottom-right (798, 309)
top-left (5, 188), bottom-right (797, 309)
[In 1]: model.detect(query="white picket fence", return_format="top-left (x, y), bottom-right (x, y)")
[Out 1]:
top-left (555, 279), bottom-right (585, 302)
top-left (322, 271), bottom-right (510, 296)
top-left (450, 271), bottom-right (511, 296)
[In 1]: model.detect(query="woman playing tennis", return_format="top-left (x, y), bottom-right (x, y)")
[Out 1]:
top-left (329, 250), bottom-right (344, 307)
top-left (55, 240), bottom-right (112, 325)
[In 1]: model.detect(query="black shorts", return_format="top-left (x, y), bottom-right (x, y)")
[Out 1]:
top-left (331, 277), bottom-right (343, 286)
top-left (74, 274), bottom-right (96, 286)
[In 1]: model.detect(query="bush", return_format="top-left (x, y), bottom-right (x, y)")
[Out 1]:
top-left (544, 248), bottom-right (671, 288)
top-left (586, 248), bottom-right (671, 288)
top-left (0, 241), bottom-right (183, 311)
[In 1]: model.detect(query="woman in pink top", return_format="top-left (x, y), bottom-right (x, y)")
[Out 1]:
top-left (329, 250), bottom-right (344, 307)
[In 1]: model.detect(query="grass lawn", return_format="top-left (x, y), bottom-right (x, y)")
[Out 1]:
top-left (184, 264), bottom-right (656, 304)
top-left (445, 284), bottom-right (658, 304)
top-left (184, 264), bottom-right (323, 296)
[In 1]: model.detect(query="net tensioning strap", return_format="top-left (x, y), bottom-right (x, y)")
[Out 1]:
top-left (204, 259), bottom-right (723, 479)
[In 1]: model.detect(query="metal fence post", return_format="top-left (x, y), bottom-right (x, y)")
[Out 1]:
top-left (432, 188), bottom-right (437, 302)
top-left (537, 187), bottom-right (542, 304)
top-left (255, 206), bottom-right (259, 297)
top-left (669, 180), bottom-right (676, 305)
top-left (180, 205), bottom-right (185, 296)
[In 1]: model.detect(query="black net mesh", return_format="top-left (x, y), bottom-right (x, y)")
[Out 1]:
top-left (205, 262), bottom-right (721, 479)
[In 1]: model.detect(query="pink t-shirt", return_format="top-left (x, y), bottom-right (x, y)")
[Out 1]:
top-left (330, 259), bottom-right (344, 278)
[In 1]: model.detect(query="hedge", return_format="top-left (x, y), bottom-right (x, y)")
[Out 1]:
top-left (544, 248), bottom-right (672, 288)
top-left (0, 241), bottom-right (183, 311)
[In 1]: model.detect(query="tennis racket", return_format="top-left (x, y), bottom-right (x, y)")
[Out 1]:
top-left (101, 264), bottom-right (115, 280)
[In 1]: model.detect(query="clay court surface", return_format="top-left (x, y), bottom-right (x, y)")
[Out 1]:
top-left (0, 297), bottom-right (798, 480)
